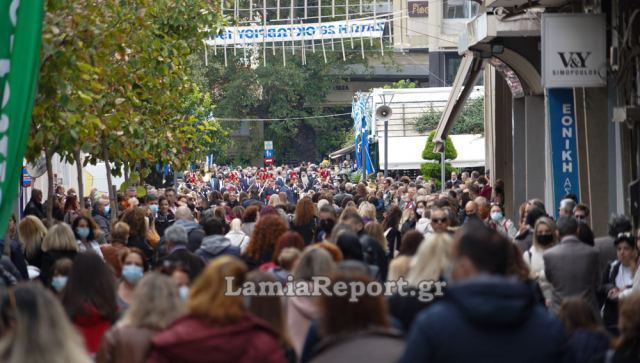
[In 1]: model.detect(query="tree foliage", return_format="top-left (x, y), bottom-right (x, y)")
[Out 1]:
top-left (383, 79), bottom-right (417, 89)
top-left (195, 28), bottom-right (389, 164)
top-left (415, 96), bottom-right (484, 135)
top-left (421, 130), bottom-right (457, 182)
top-left (30, 0), bottom-right (228, 180)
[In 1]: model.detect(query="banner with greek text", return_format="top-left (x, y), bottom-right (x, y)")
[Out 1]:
top-left (205, 19), bottom-right (386, 46)
top-left (0, 0), bottom-right (44, 235)
top-left (547, 88), bottom-right (580, 209)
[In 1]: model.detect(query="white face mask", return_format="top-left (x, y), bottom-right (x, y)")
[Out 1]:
top-left (416, 208), bottom-right (425, 217)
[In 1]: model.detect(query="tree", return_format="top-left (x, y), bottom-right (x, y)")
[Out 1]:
top-left (383, 79), bottom-right (417, 89)
top-left (420, 130), bottom-right (457, 184)
top-left (195, 20), bottom-right (391, 163)
top-left (29, 0), bottom-right (228, 221)
top-left (415, 96), bottom-right (484, 135)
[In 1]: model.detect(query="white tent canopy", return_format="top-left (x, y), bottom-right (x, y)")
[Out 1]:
top-left (377, 134), bottom-right (485, 170)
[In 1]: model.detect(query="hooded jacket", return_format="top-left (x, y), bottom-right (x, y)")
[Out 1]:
top-left (195, 235), bottom-right (240, 262)
top-left (147, 314), bottom-right (287, 363)
top-left (174, 219), bottom-right (205, 252)
top-left (401, 276), bottom-right (566, 363)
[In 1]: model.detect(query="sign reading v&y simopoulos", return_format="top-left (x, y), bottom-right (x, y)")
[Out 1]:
top-left (547, 88), bottom-right (580, 208)
top-left (542, 13), bottom-right (606, 88)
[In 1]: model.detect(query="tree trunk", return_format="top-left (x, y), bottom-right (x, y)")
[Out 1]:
top-left (44, 146), bottom-right (54, 227)
top-left (74, 147), bottom-right (84, 207)
top-left (123, 162), bottom-right (129, 185)
top-left (102, 140), bottom-right (117, 223)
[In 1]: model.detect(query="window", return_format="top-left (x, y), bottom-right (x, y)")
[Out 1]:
top-left (443, 0), bottom-right (479, 19)
top-left (445, 54), bottom-right (462, 85)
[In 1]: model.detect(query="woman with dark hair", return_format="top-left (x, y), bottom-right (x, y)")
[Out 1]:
top-left (242, 214), bottom-right (288, 270)
top-left (147, 256), bottom-right (287, 363)
top-left (600, 234), bottom-right (638, 335)
top-left (307, 272), bottom-right (405, 363)
top-left (155, 197), bottom-right (175, 238)
top-left (72, 216), bottom-right (104, 259)
top-left (246, 271), bottom-right (296, 363)
top-left (559, 297), bottom-right (610, 363)
top-left (63, 195), bottom-right (80, 225)
top-left (382, 206), bottom-right (402, 259)
top-left (120, 208), bottom-right (154, 264)
top-left (62, 252), bottom-right (118, 356)
top-left (241, 205), bottom-right (261, 237)
top-left (387, 230), bottom-right (424, 282)
top-left (598, 294), bottom-right (640, 362)
top-left (291, 198), bottom-right (316, 245)
top-left (116, 248), bottom-right (149, 311)
top-left (577, 221), bottom-right (595, 246)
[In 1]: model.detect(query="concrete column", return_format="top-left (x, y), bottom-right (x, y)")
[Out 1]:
top-left (580, 87), bottom-right (610, 236)
top-left (491, 70), bottom-right (514, 218)
top-left (524, 96), bottom-right (546, 202)
top-left (512, 97), bottom-right (526, 221)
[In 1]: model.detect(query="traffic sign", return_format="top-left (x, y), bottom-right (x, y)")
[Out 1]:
top-left (264, 149), bottom-right (273, 158)
top-left (264, 141), bottom-right (273, 150)
top-left (22, 167), bottom-right (32, 188)
top-left (264, 158), bottom-right (273, 166)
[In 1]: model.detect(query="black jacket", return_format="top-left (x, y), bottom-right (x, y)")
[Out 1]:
top-left (24, 199), bottom-right (46, 220)
top-left (0, 239), bottom-right (29, 280)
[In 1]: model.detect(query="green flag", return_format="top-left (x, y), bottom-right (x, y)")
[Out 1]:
top-left (0, 0), bottom-right (44, 236)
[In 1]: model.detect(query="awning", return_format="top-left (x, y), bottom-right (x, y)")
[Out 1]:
top-left (329, 144), bottom-right (355, 159)
top-left (433, 52), bottom-right (485, 152)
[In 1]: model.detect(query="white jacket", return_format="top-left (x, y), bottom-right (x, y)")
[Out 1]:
top-left (225, 231), bottom-right (250, 252)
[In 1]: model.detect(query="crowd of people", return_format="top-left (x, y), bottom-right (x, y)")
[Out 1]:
top-left (1, 161), bottom-right (639, 363)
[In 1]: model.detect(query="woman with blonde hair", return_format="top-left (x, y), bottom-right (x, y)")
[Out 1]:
top-left (364, 222), bottom-right (388, 253)
top-left (147, 256), bottom-right (287, 363)
top-left (18, 215), bottom-right (48, 268)
top-left (41, 224), bottom-right (79, 287)
top-left (358, 202), bottom-right (376, 224)
top-left (97, 273), bottom-right (184, 363)
top-left (388, 233), bottom-right (451, 332)
top-left (268, 194), bottom-right (282, 208)
top-left (0, 284), bottom-right (91, 363)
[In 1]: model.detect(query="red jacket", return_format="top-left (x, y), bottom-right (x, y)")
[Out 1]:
top-left (147, 314), bottom-right (287, 363)
top-left (73, 304), bottom-right (112, 354)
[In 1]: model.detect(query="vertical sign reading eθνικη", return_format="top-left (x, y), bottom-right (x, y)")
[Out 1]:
top-left (547, 88), bottom-right (580, 209)
top-left (0, 0), bottom-right (44, 235)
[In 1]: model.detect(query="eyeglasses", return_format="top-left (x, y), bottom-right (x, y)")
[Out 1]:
top-left (432, 218), bottom-right (446, 224)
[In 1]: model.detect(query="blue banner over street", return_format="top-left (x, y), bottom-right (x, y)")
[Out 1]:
top-left (547, 88), bottom-right (580, 208)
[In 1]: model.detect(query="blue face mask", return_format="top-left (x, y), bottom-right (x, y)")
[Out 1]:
top-left (490, 212), bottom-right (503, 222)
top-left (104, 206), bottom-right (110, 215)
top-left (179, 286), bottom-right (189, 300)
top-left (150, 204), bottom-right (159, 214)
top-left (122, 265), bottom-right (144, 284)
top-left (76, 227), bottom-right (90, 239)
top-left (51, 276), bottom-right (68, 292)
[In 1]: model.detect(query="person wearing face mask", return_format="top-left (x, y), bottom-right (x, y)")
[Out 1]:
top-left (92, 199), bottom-right (112, 241)
top-left (488, 204), bottom-right (517, 239)
top-left (523, 217), bottom-right (558, 307)
top-left (315, 204), bottom-right (337, 242)
top-left (50, 258), bottom-right (73, 296)
top-left (72, 216), bottom-right (104, 260)
top-left (117, 248), bottom-right (148, 311)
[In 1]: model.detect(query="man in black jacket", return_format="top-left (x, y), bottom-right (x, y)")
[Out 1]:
top-left (23, 189), bottom-right (46, 220)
